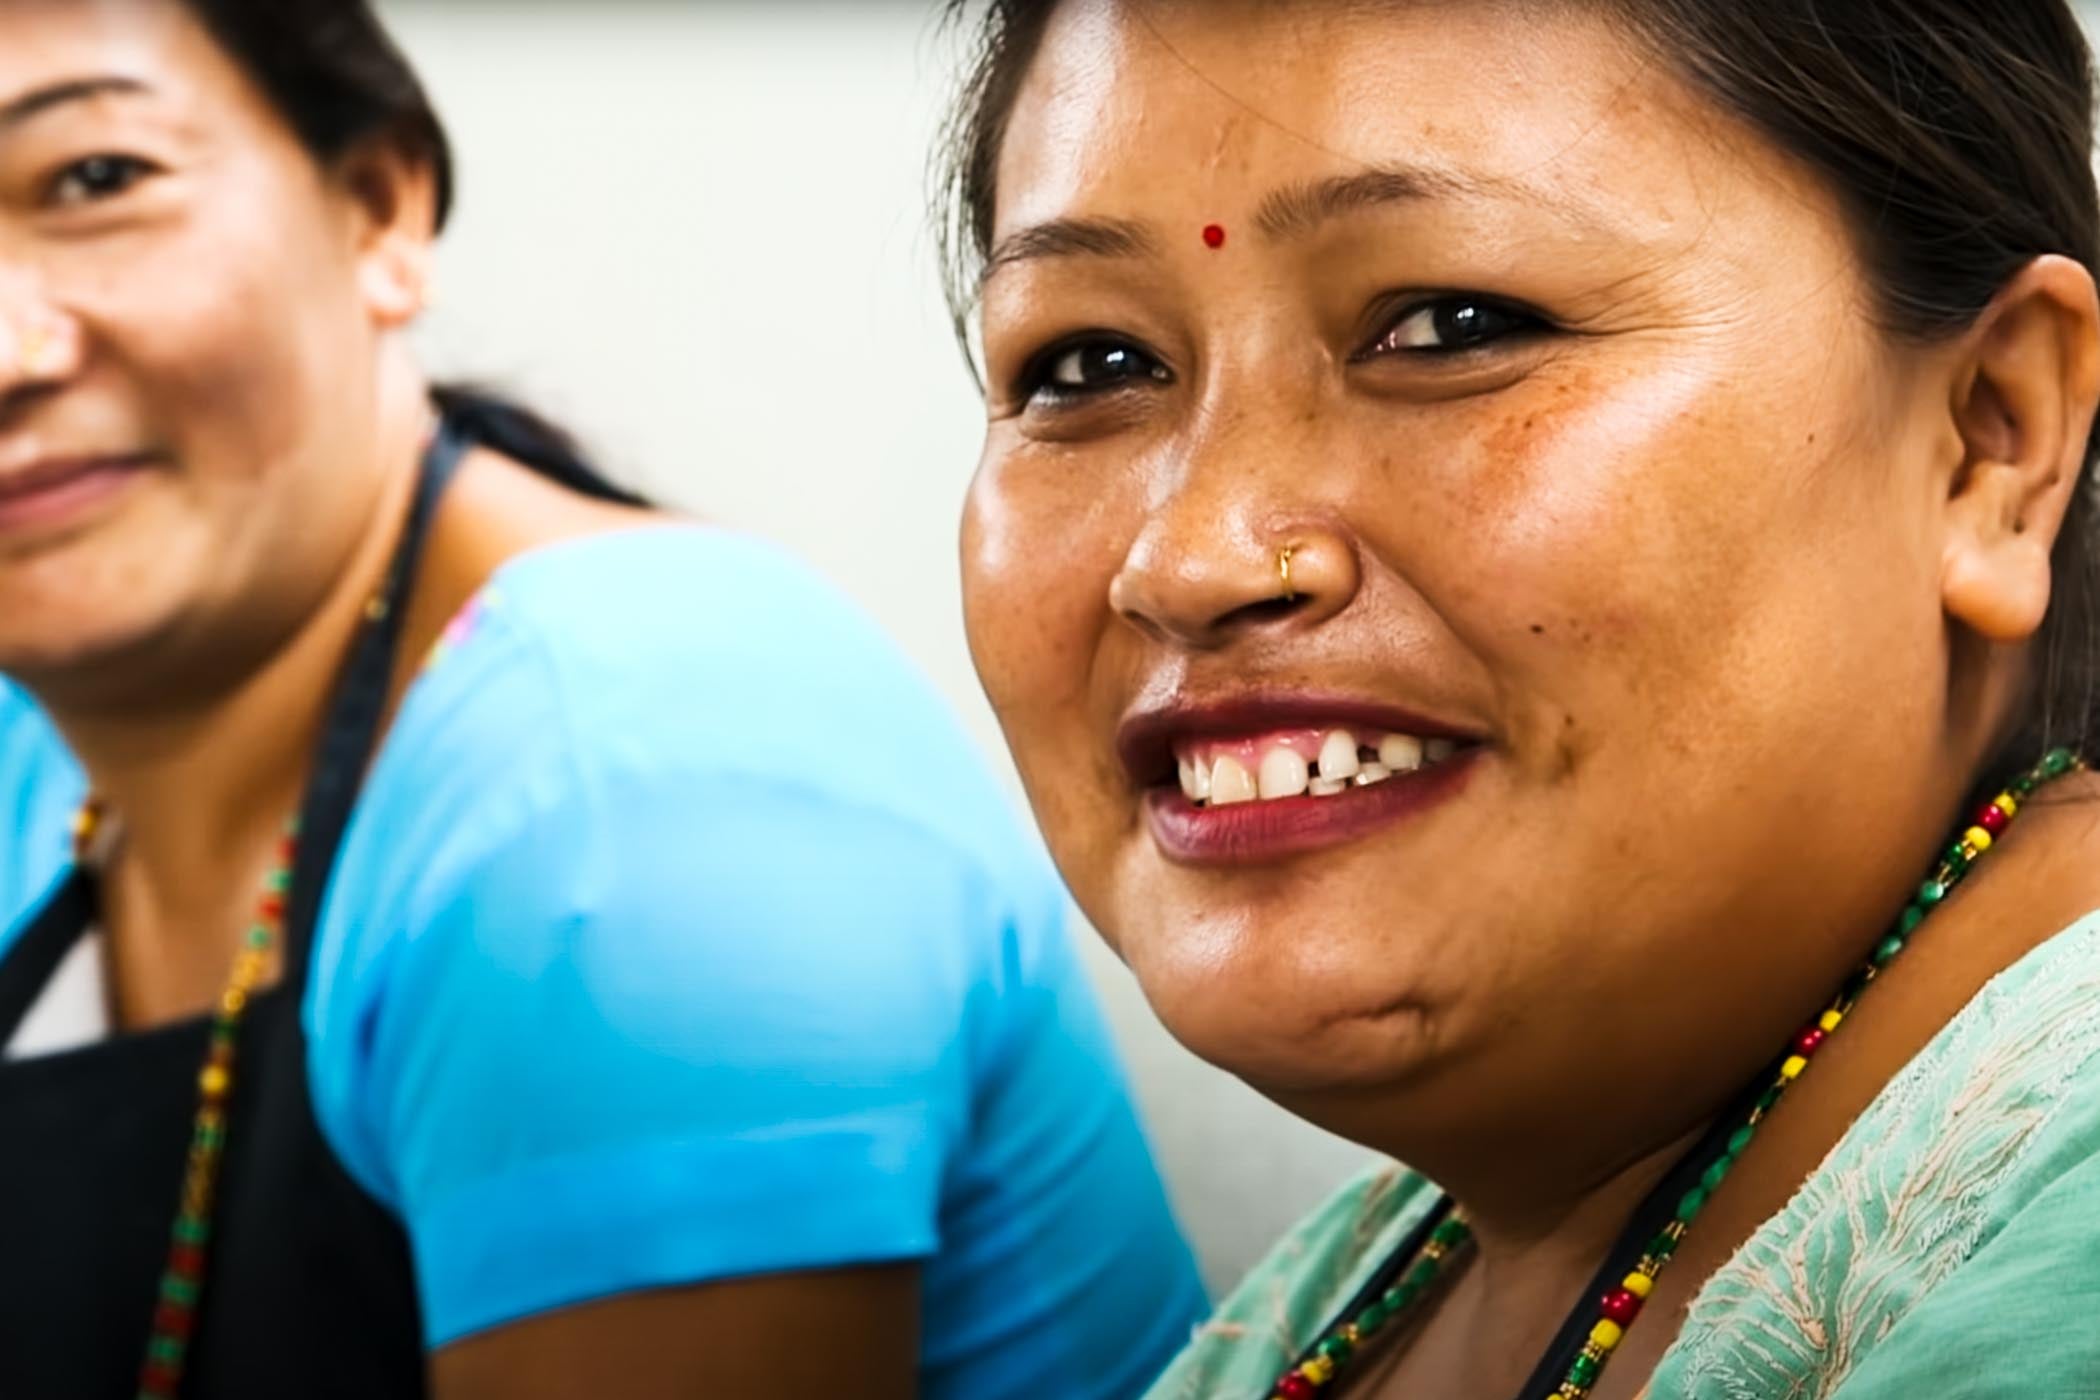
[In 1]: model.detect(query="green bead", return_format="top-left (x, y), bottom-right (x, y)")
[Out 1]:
top-left (1676, 1187), bottom-right (1708, 1223)
top-left (1318, 1335), bottom-right (1355, 1363)
top-left (1899, 905), bottom-right (1926, 935)
top-left (1917, 880), bottom-right (1946, 906)
top-left (160, 1273), bottom-right (199, 1305)
top-left (1728, 1124), bottom-right (1756, 1155)
top-left (266, 867), bottom-right (292, 893)
top-left (1569, 1353), bottom-right (1602, 1387)
top-left (1431, 1218), bottom-right (1470, 1247)
top-left (245, 924), bottom-right (271, 949)
top-left (147, 1336), bottom-right (184, 1364)
top-left (1648, 1228), bottom-right (1681, 1259)
top-left (195, 1121), bottom-right (224, 1152)
top-left (1354, 1304), bottom-right (1389, 1335)
top-left (1942, 844), bottom-right (1969, 872)
top-left (1756, 1085), bottom-right (1783, 1114)
top-left (2043, 747), bottom-right (2074, 776)
top-left (1701, 1157), bottom-right (1732, 1192)
top-left (173, 1214), bottom-right (208, 1245)
top-left (1872, 935), bottom-right (1905, 966)
top-left (1388, 1281), bottom-right (1420, 1309)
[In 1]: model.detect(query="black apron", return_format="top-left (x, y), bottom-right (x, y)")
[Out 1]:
top-left (0, 414), bottom-right (629, 1399)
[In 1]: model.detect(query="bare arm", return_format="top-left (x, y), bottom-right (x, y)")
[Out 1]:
top-left (432, 1265), bottom-right (920, 1400)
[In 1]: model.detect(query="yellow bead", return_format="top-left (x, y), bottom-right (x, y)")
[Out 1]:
top-left (1818, 1009), bottom-right (1843, 1032)
top-left (1303, 1357), bottom-right (1335, 1384)
top-left (199, 1065), bottom-right (230, 1098)
top-left (1996, 792), bottom-right (2019, 817)
top-left (1590, 1319), bottom-right (1624, 1352)
top-left (1780, 1054), bottom-right (1807, 1081)
top-left (1622, 1271), bottom-right (1654, 1299)
top-left (1964, 826), bottom-right (1993, 852)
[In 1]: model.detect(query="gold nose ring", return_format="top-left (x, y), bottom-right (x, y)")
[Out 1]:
top-left (1278, 543), bottom-right (1297, 602)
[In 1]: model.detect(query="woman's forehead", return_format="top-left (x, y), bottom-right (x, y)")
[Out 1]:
top-left (989, 0), bottom-right (1793, 253)
top-left (0, 1), bottom-right (229, 115)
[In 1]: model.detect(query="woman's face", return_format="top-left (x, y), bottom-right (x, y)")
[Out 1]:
top-left (963, 0), bottom-right (1988, 1157)
top-left (0, 0), bottom-right (425, 691)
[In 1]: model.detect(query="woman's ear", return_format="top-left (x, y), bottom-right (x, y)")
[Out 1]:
top-left (338, 134), bottom-right (440, 329)
top-left (1942, 254), bottom-right (2100, 642)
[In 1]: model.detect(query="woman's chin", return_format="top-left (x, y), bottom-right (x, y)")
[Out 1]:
top-left (1134, 948), bottom-right (1451, 1097)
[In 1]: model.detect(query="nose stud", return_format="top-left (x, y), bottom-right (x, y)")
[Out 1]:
top-left (1278, 543), bottom-right (1297, 603)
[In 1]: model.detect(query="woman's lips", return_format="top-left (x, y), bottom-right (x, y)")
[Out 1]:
top-left (0, 455), bottom-right (150, 534)
top-left (1118, 692), bottom-right (1486, 865)
top-left (1145, 746), bottom-right (1479, 865)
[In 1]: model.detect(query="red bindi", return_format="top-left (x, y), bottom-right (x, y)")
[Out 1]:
top-left (1202, 224), bottom-right (1227, 249)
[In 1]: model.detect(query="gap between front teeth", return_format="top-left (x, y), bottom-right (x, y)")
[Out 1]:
top-left (1180, 730), bottom-right (1459, 807)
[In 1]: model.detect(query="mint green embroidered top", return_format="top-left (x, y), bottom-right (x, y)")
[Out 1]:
top-left (1148, 914), bottom-right (2100, 1399)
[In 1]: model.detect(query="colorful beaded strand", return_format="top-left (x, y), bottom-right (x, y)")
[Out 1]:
top-left (74, 806), bottom-right (302, 1400)
top-left (1269, 748), bottom-right (2083, 1400)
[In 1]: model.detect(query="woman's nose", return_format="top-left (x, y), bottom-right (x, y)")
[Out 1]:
top-left (1110, 514), bottom-right (1358, 649)
top-left (0, 281), bottom-right (83, 407)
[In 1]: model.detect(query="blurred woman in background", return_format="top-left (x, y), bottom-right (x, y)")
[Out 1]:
top-left (0, 2), bottom-right (1202, 1396)
top-left (946, 0), bottom-right (2100, 1396)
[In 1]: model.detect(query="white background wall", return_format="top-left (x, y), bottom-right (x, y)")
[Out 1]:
top-left (380, 1), bottom-right (1377, 1296)
top-left (380, 0), bottom-right (2100, 1295)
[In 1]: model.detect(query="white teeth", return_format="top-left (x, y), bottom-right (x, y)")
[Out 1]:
top-left (1177, 754), bottom-right (1215, 803)
top-left (1209, 754), bottom-right (1258, 805)
top-left (1184, 730), bottom-right (1468, 808)
top-left (1378, 734), bottom-right (1424, 772)
top-left (1258, 747), bottom-right (1310, 800)
top-left (1317, 730), bottom-right (1361, 781)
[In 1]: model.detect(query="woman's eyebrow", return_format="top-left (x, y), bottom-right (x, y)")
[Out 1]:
top-left (983, 160), bottom-right (1613, 289)
top-left (0, 75), bottom-right (152, 134)
top-left (985, 215), bottom-right (1158, 279)
top-left (1255, 161), bottom-right (1602, 242)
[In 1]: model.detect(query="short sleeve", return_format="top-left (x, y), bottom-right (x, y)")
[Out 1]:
top-left (309, 655), bottom-right (999, 1344)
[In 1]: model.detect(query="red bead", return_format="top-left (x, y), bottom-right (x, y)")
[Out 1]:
top-left (140, 1361), bottom-right (180, 1395)
top-left (170, 1244), bottom-right (204, 1278)
top-left (153, 1302), bottom-right (194, 1339)
top-left (1978, 803), bottom-right (2009, 835)
top-left (1794, 1027), bottom-right (1827, 1057)
top-left (260, 893), bottom-right (285, 921)
top-left (1202, 223), bottom-right (1227, 249)
top-left (1601, 1288), bottom-right (1643, 1325)
top-left (1277, 1377), bottom-right (1317, 1400)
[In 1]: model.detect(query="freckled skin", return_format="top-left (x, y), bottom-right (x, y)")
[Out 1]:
top-left (962, 1), bottom-right (2100, 1394)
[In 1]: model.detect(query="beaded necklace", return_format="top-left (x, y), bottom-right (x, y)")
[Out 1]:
top-left (68, 804), bottom-right (299, 1400)
top-left (1270, 747), bottom-right (2086, 1400)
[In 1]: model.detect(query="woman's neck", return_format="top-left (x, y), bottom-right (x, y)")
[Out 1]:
top-left (39, 409), bottom-right (428, 911)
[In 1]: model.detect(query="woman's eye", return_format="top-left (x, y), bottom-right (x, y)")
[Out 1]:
top-left (1367, 296), bottom-right (1544, 357)
top-left (46, 154), bottom-right (155, 208)
top-left (1025, 339), bottom-right (1170, 403)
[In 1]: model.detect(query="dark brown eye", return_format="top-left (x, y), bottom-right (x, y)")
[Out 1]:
top-left (48, 154), bottom-right (155, 207)
top-left (1029, 340), bottom-right (1169, 402)
top-left (1371, 297), bottom-right (1541, 355)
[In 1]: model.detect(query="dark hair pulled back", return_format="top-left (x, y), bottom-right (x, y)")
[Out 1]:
top-left (934, 0), bottom-right (2100, 784)
top-left (185, 0), bottom-right (637, 501)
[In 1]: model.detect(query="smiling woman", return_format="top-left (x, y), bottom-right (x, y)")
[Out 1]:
top-left (0, 2), bottom-right (1206, 1398)
top-left (942, 0), bottom-right (2100, 1397)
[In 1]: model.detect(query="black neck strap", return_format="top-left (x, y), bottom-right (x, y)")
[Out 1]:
top-left (281, 419), bottom-right (469, 984)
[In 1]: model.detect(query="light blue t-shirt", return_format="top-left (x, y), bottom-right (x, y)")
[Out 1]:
top-left (0, 527), bottom-right (1205, 1399)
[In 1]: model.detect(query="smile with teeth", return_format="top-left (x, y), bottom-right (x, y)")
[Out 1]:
top-left (1174, 728), bottom-right (1463, 808)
